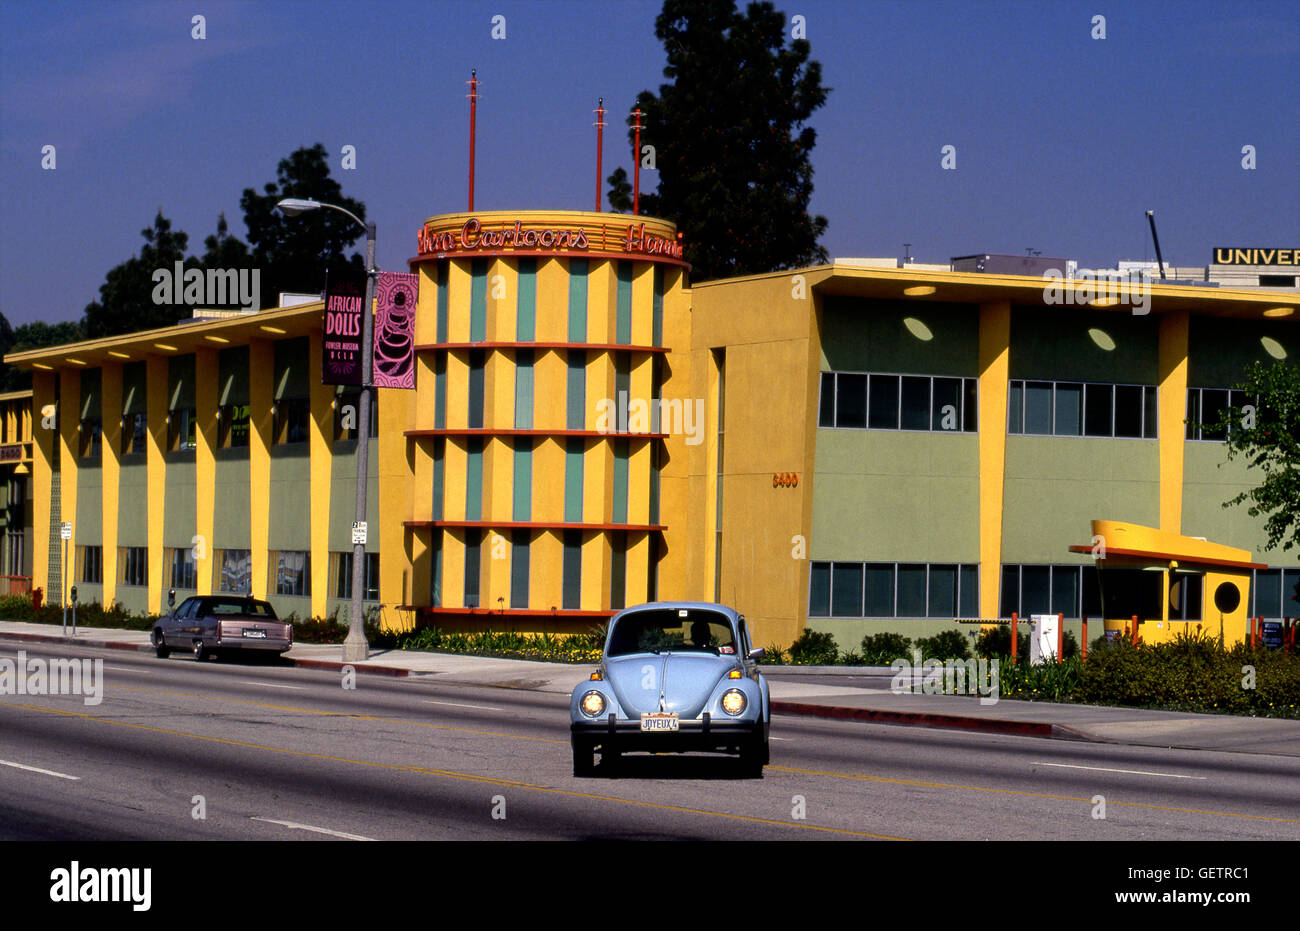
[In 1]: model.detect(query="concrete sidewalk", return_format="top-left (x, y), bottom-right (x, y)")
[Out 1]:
top-left (3, 619), bottom-right (1299, 757)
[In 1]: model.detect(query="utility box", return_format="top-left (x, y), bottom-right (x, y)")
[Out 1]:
top-left (1030, 614), bottom-right (1060, 664)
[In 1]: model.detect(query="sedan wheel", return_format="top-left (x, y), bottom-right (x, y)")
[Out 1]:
top-left (572, 739), bottom-right (595, 777)
top-left (739, 734), bottom-right (767, 778)
top-left (152, 630), bottom-right (170, 659)
top-left (194, 641), bottom-right (210, 662)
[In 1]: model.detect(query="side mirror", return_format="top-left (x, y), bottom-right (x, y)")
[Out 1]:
top-left (747, 647), bottom-right (765, 661)
top-left (168, 588), bottom-right (176, 609)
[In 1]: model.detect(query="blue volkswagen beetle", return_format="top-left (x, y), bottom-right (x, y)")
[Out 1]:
top-left (570, 602), bottom-right (770, 777)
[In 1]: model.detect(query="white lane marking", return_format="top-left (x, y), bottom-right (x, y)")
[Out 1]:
top-left (424, 700), bottom-right (504, 711)
top-left (0, 759), bottom-right (80, 781)
top-left (250, 817), bottom-right (374, 840)
top-left (240, 681), bottom-right (307, 690)
top-left (770, 737), bottom-right (790, 742)
top-left (1031, 762), bottom-right (1207, 780)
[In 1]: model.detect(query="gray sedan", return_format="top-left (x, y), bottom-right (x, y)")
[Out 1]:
top-left (152, 596), bottom-right (293, 661)
top-left (570, 602), bottom-right (770, 777)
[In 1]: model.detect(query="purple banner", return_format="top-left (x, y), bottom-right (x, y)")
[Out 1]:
top-left (373, 271), bottom-right (418, 389)
top-left (323, 278), bottom-right (365, 386)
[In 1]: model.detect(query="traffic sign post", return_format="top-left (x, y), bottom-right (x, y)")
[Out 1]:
top-left (60, 522), bottom-right (71, 635)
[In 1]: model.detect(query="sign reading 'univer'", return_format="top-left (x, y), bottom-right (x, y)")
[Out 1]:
top-left (323, 278), bottom-right (365, 386)
top-left (1212, 248), bottom-right (1299, 266)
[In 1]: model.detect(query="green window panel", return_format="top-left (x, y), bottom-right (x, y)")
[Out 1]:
top-left (564, 438), bottom-right (583, 522)
top-left (652, 265), bottom-right (664, 348)
top-left (510, 529), bottom-right (529, 609)
top-left (610, 532), bottom-right (627, 611)
top-left (616, 261), bottom-right (632, 344)
top-left (465, 437), bottom-right (483, 522)
top-left (562, 530), bottom-right (582, 610)
top-left (612, 438), bottom-right (628, 525)
top-left (464, 531), bottom-right (481, 608)
top-left (436, 263), bottom-right (449, 344)
top-left (516, 258), bottom-right (536, 342)
top-left (432, 438), bottom-right (444, 521)
top-left (468, 350), bottom-right (485, 429)
top-left (470, 259), bottom-right (487, 343)
top-left (566, 351), bottom-right (586, 430)
top-left (567, 259), bottom-right (588, 343)
top-left (513, 440), bottom-right (531, 521)
top-left (514, 350), bottom-right (534, 429)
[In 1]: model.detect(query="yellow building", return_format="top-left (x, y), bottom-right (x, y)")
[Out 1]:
top-left (5, 209), bottom-right (1298, 650)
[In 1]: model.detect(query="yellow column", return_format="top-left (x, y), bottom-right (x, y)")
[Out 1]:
top-left (534, 258), bottom-right (568, 343)
top-left (977, 301), bottom-right (1011, 622)
top-left (581, 531), bottom-right (609, 611)
top-left (533, 437), bottom-right (564, 523)
top-left (380, 388), bottom-right (420, 620)
top-left (630, 264), bottom-right (655, 346)
top-left (248, 340), bottom-right (273, 600)
top-left (587, 259), bottom-right (616, 344)
top-left (441, 529), bottom-right (466, 608)
top-left (58, 370), bottom-right (79, 606)
top-left (195, 350), bottom-right (217, 597)
top-left (145, 356), bottom-right (168, 614)
top-left (446, 260), bottom-right (472, 343)
top-left (533, 530), bottom-right (563, 613)
top-left (625, 530), bottom-right (650, 605)
top-left (30, 373), bottom-right (55, 599)
top-left (307, 332), bottom-right (333, 618)
top-left (1158, 311), bottom-right (1190, 535)
top-left (100, 364), bottom-right (121, 607)
top-left (488, 259), bottom-right (518, 343)
top-left (533, 350), bottom-right (566, 432)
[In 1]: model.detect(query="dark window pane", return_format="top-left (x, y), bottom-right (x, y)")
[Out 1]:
top-left (1100, 568), bottom-right (1163, 621)
top-left (927, 564), bottom-right (957, 618)
top-left (900, 376), bottom-right (931, 430)
top-left (1254, 569), bottom-right (1281, 618)
top-left (963, 378), bottom-right (978, 432)
top-left (865, 564), bottom-right (895, 617)
top-left (932, 377), bottom-right (962, 432)
top-left (468, 350), bottom-right (485, 429)
top-left (1186, 389), bottom-right (1199, 439)
top-left (835, 374), bottom-right (867, 428)
top-left (1114, 384), bottom-right (1143, 437)
top-left (959, 565), bottom-right (979, 618)
top-left (831, 563), bottom-right (863, 617)
top-left (809, 562), bottom-right (830, 616)
top-left (896, 564), bottom-right (927, 617)
top-left (1000, 565), bottom-right (1019, 617)
top-left (1143, 386), bottom-right (1158, 438)
top-left (818, 373), bottom-right (835, 427)
top-left (1284, 569), bottom-right (1300, 616)
top-left (868, 374), bottom-right (899, 429)
top-left (1082, 566), bottom-right (1103, 617)
top-left (1084, 383), bottom-right (1113, 436)
top-left (1201, 389), bottom-right (1229, 441)
top-left (1051, 566), bottom-right (1080, 618)
top-left (1054, 383), bottom-right (1082, 436)
top-left (562, 530), bottom-right (582, 610)
top-left (1008, 381), bottom-right (1024, 434)
top-left (1021, 566), bottom-right (1050, 616)
top-left (1024, 382), bottom-right (1052, 434)
top-left (1169, 572), bottom-right (1202, 620)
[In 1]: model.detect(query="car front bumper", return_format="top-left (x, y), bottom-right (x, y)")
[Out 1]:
top-left (571, 714), bottom-right (763, 753)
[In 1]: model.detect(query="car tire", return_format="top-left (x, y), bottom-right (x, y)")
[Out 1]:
top-left (152, 630), bottom-right (170, 659)
top-left (740, 733), bottom-right (767, 777)
top-left (194, 641), bottom-right (210, 662)
top-left (572, 738), bottom-right (595, 777)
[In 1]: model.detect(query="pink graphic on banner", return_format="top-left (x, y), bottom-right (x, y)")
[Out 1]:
top-left (373, 271), bottom-right (418, 389)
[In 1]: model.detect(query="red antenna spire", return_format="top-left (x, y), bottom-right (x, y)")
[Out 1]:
top-left (631, 106), bottom-right (644, 216)
top-left (467, 70), bottom-right (479, 211)
top-left (594, 97), bottom-right (606, 212)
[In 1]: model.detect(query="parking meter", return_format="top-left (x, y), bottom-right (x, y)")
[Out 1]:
top-left (69, 585), bottom-right (77, 636)
top-left (169, 588), bottom-right (176, 612)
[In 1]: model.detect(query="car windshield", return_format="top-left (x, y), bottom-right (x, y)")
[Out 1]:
top-left (606, 609), bottom-right (736, 657)
top-left (209, 599), bottom-right (277, 619)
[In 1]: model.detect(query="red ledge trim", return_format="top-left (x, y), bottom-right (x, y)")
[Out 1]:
top-left (403, 520), bottom-right (666, 532)
top-left (413, 341), bottom-right (667, 354)
top-left (770, 700), bottom-right (1065, 739)
top-left (1066, 545), bottom-right (1266, 571)
top-left (405, 428), bottom-right (667, 439)
top-left (407, 606), bottom-right (616, 618)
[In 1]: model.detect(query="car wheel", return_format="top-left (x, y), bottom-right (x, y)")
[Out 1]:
top-left (194, 640), bottom-right (210, 662)
top-left (740, 734), bottom-right (767, 777)
top-left (572, 738), bottom-right (595, 777)
top-left (152, 629), bottom-right (170, 659)
top-left (601, 745), bottom-right (622, 773)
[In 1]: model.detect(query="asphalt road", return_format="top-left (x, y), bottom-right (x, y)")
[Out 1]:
top-left (2, 639), bottom-right (1297, 842)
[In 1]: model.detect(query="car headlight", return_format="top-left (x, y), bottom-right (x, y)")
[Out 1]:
top-left (579, 691), bottom-right (606, 717)
top-left (721, 689), bottom-right (747, 716)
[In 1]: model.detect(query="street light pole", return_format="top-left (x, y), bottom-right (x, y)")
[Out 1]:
top-left (276, 198), bottom-right (374, 661)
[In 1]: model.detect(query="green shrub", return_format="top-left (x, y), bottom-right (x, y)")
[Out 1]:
top-left (859, 632), bottom-right (913, 665)
top-left (788, 629), bottom-right (840, 665)
top-left (915, 629), bottom-right (973, 661)
top-left (758, 643), bottom-right (787, 665)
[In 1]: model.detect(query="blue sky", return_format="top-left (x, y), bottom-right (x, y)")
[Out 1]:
top-left (1, 0), bottom-right (1297, 327)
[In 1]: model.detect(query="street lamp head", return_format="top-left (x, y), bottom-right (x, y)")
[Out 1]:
top-left (276, 198), bottom-right (322, 217)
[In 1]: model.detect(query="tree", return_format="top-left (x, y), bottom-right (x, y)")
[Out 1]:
top-left (606, 166), bottom-right (633, 213)
top-left (0, 314), bottom-right (86, 391)
top-left (81, 211), bottom-right (200, 339)
top-left (240, 143), bottom-right (367, 312)
top-left (611, 0), bottom-right (830, 282)
top-left (1209, 360), bottom-right (1300, 554)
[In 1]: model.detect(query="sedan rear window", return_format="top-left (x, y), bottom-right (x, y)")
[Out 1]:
top-left (606, 609), bottom-right (735, 657)
top-left (208, 600), bottom-right (278, 618)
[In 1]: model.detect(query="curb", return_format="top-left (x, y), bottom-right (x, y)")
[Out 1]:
top-left (0, 630), bottom-right (412, 679)
top-left (770, 699), bottom-right (1093, 742)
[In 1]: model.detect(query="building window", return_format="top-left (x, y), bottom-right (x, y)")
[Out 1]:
top-left (819, 372), bottom-right (978, 432)
top-left (809, 561), bottom-right (980, 619)
top-left (77, 545), bottom-right (102, 584)
top-left (999, 564), bottom-right (1104, 620)
top-left (216, 548), bottom-right (252, 594)
top-left (119, 546), bottom-right (147, 587)
top-left (219, 403), bottom-right (250, 448)
top-left (1008, 380), bottom-right (1156, 438)
top-left (1251, 567), bottom-right (1300, 619)
top-left (332, 551), bottom-right (379, 601)
top-left (79, 417), bottom-right (102, 460)
top-left (168, 408), bottom-right (197, 451)
top-left (121, 412), bottom-right (148, 456)
top-left (510, 530), bottom-right (529, 609)
top-left (274, 397), bottom-right (310, 444)
top-left (1186, 387), bottom-right (1252, 441)
top-left (164, 546), bottom-right (197, 590)
top-left (333, 389), bottom-right (377, 442)
top-left (562, 530), bottom-right (582, 610)
top-left (468, 350), bottom-right (485, 429)
top-left (610, 531), bottom-right (627, 611)
top-left (273, 550), bottom-right (310, 597)
top-left (464, 532), bottom-right (481, 608)
top-left (566, 350), bottom-right (586, 430)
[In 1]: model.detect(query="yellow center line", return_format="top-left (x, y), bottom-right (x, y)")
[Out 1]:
top-left (0, 701), bottom-right (906, 841)
top-left (769, 765), bottom-right (1300, 825)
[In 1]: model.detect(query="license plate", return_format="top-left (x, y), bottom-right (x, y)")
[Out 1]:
top-left (242, 629), bottom-right (267, 639)
top-left (640, 713), bottom-right (679, 732)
